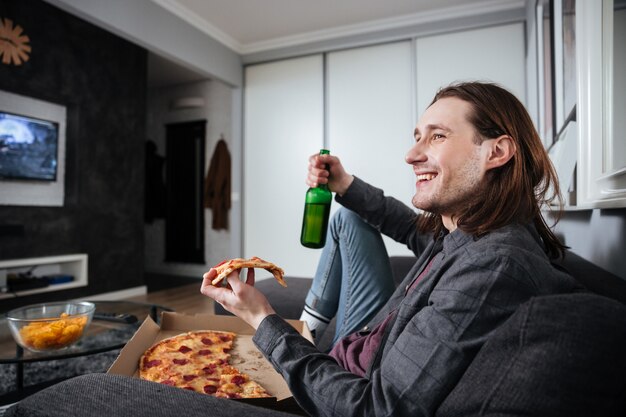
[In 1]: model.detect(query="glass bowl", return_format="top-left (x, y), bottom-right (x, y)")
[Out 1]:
top-left (6, 301), bottom-right (95, 352)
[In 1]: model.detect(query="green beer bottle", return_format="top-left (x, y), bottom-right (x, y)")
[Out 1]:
top-left (300, 149), bottom-right (332, 249)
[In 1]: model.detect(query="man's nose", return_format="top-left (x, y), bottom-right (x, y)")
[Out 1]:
top-left (405, 141), bottom-right (426, 165)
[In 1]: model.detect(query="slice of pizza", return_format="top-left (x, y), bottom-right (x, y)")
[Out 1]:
top-left (211, 256), bottom-right (287, 287)
top-left (216, 372), bottom-right (273, 399)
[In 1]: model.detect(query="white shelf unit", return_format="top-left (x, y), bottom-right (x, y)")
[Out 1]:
top-left (0, 254), bottom-right (88, 299)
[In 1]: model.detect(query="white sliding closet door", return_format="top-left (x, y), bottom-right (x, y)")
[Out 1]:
top-left (415, 23), bottom-right (526, 116)
top-left (328, 41), bottom-right (416, 256)
top-left (244, 55), bottom-right (324, 278)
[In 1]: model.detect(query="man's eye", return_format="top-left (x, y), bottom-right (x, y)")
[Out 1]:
top-left (433, 134), bottom-right (445, 140)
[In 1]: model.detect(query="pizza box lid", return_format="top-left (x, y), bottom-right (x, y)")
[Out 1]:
top-left (108, 311), bottom-right (311, 413)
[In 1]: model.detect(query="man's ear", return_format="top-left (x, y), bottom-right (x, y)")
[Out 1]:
top-left (484, 135), bottom-right (516, 170)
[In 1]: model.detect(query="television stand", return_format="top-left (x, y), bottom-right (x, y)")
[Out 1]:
top-left (0, 254), bottom-right (87, 299)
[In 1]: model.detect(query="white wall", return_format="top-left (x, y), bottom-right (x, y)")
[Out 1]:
top-left (145, 79), bottom-right (234, 277)
top-left (553, 209), bottom-right (626, 279)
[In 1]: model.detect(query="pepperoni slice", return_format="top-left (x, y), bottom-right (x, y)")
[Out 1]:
top-left (173, 359), bottom-right (189, 365)
top-left (201, 338), bottom-right (213, 346)
top-left (143, 359), bottom-right (161, 369)
top-left (198, 349), bottom-right (211, 356)
top-left (204, 385), bottom-right (218, 394)
top-left (178, 345), bottom-right (192, 353)
top-left (202, 364), bottom-right (216, 375)
top-left (231, 375), bottom-right (246, 385)
top-left (160, 380), bottom-right (175, 386)
top-left (183, 375), bottom-right (197, 381)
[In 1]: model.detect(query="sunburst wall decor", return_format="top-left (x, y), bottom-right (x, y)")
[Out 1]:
top-left (0, 17), bottom-right (31, 66)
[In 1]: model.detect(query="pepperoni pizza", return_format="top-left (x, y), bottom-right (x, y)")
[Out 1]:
top-left (139, 330), bottom-right (272, 399)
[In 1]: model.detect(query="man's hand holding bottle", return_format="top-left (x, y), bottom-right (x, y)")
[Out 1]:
top-left (306, 152), bottom-right (354, 197)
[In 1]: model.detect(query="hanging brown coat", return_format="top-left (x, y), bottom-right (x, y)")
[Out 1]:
top-left (204, 138), bottom-right (231, 230)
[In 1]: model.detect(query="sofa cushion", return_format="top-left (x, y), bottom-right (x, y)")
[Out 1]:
top-left (436, 293), bottom-right (626, 416)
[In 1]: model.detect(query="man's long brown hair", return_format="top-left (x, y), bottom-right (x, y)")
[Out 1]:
top-left (417, 82), bottom-right (566, 259)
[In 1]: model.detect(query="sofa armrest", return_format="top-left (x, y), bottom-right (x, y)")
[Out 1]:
top-left (436, 293), bottom-right (626, 416)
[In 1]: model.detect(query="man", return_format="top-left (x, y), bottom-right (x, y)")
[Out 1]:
top-left (201, 82), bottom-right (581, 416)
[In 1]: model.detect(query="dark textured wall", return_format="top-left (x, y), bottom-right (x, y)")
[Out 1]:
top-left (0, 0), bottom-right (147, 311)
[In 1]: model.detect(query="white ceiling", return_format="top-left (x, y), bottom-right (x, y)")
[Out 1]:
top-left (147, 0), bottom-right (522, 87)
top-left (153, 0), bottom-right (521, 53)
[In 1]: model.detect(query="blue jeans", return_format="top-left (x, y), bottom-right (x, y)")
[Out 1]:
top-left (304, 208), bottom-right (396, 346)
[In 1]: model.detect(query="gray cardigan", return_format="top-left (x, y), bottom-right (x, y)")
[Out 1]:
top-left (253, 177), bottom-right (581, 417)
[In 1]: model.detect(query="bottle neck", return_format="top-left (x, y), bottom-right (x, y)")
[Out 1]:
top-left (318, 149), bottom-right (330, 190)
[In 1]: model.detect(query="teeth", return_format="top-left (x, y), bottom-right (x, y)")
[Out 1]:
top-left (416, 173), bottom-right (436, 181)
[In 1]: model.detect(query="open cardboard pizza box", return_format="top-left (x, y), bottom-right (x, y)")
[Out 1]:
top-left (108, 311), bottom-right (312, 414)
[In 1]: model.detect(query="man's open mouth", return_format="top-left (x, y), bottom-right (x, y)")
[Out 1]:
top-left (416, 173), bottom-right (437, 182)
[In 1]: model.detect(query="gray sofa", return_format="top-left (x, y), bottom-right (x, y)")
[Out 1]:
top-left (6, 252), bottom-right (626, 416)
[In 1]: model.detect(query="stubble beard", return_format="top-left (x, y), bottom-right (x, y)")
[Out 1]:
top-left (412, 148), bottom-right (484, 216)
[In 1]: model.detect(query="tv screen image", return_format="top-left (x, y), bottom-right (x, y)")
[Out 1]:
top-left (0, 111), bottom-right (59, 181)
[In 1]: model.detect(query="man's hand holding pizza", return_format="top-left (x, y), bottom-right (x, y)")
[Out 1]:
top-left (201, 266), bottom-right (276, 330)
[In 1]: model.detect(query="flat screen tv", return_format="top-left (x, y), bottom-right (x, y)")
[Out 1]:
top-left (0, 110), bottom-right (59, 181)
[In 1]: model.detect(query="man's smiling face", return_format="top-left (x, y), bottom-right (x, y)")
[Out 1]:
top-left (406, 97), bottom-right (491, 230)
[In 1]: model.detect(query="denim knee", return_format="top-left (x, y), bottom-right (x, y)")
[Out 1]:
top-left (329, 207), bottom-right (366, 236)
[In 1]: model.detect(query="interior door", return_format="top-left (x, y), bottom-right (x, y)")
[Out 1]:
top-left (165, 120), bottom-right (206, 263)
